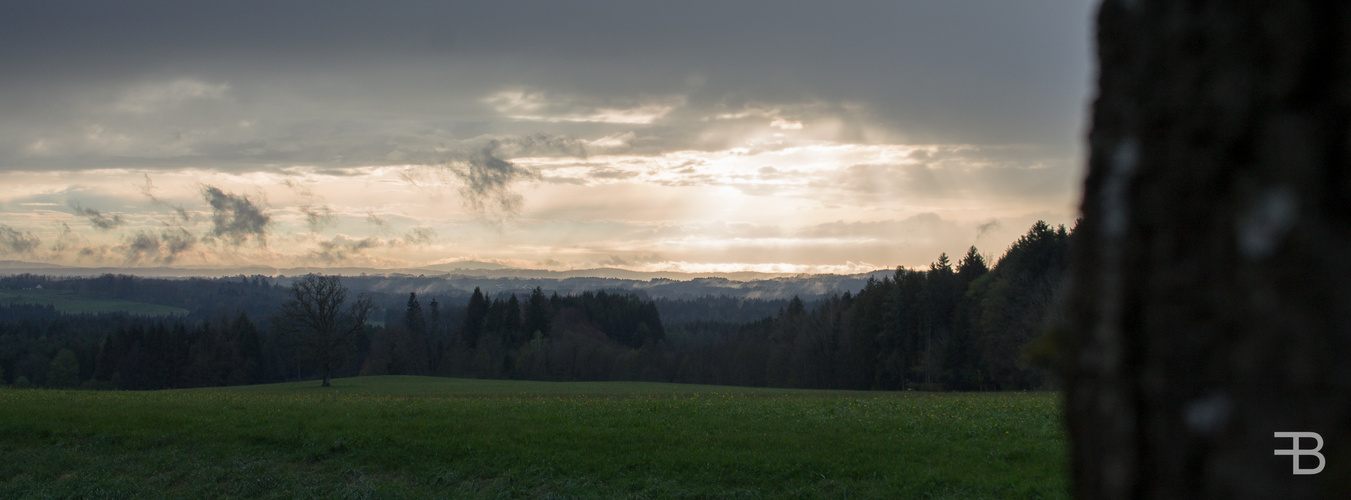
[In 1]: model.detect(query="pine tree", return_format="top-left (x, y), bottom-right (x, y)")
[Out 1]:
top-left (428, 297), bottom-right (441, 336)
top-left (933, 252), bottom-right (952, 273)
top-left (957, 246), bottom-right (988, 283)
top-left (524, 287), bottom-right (551, 338)
top-left (405, 292), bottom-right (426, 335)
top-left (504, 294), bottom-right (523, 347)
top-left (464, 287), bottom-right (489, 348)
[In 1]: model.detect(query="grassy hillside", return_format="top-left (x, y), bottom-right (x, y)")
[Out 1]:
top-left (0, 377), bottom-right (1067, 498)
top-left (0, 288), bottom-right (188, 316)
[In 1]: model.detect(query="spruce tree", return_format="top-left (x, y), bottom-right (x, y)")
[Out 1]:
top-left (464, 287), bottom-right (489, 348)
top-left (956, 246), bottom-right (988, 283)
top-left (405, 292), bottom-right (426, 335)
top-left (524, 287), bottom-right (551, 338)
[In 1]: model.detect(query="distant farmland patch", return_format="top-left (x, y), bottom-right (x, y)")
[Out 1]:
top-left (0, 289), bottom-right (187, 316)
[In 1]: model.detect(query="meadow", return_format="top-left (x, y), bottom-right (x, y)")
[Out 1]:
top-left (0, 289), bottom-right (187, 316)
top-left (0, 376), bottom-right (1067, 499)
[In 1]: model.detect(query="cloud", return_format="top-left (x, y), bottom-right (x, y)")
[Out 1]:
top-left (365, 211), bottom-right (389, 233)
top-left (50, 222), bottom-right (76, 253)
top-left (588, 166), bottom-right (639, 180)
top-left (68, 201), bottom-right (126, 230)
top-left (0, 1), bottom-right (1092, 272)
top-left (160, 227), bottom-right (197, 261)
top-left (282, 179), bottom-right (336, 233)
top-left (0, 1), bottom-right (1091, 176)
top-left (484, 89), bottom-right (681, 124)
top-left (77, 245), bottom-right (114, 263)
top-left (113, 78), bottom-right (229, 114)
top-left (976, 219), bottom-right (1001, 239)
top-left (401, 227), bottom-right (436, 245)
top-left (124, 231), bottom-right (161, 263)
top-left (442, 134), bottom-right (585, 216)
top-left (311, 234), bottom-right (381, 263)
top-left (121, 227), bottom-right (198, 264)
top-left (455, 150), bottom-right (528, 214)
top-left (0, 224), bottom-right (41, 255)
top-left (300, 204), bottom-right (336, 233)
top-left (140, 174), bottom-right (191, 221)
top-left (588, 131), bottom-right (637, 150)
top-left (201, 185), bottom-right (270, 246)
top-left (799, 213), bottom-right (953, 240)
top-left (835, 163), bottom-right (941, 198)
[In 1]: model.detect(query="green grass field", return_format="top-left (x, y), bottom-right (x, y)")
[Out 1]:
top-left (0, 376), bottom-right (1067, 499)
top-left (203, 375), bottom-right (876, 397)
top-left (0, 289), bottom-right (188, 316)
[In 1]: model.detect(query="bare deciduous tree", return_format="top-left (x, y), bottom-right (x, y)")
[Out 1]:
top-left (275, 274), bottom-right (371, 387)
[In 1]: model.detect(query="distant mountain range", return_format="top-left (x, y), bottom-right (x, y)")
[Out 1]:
top-left (0, 260), bottom-right (896, 300)
top-left (338, 272), bottom-right (896, 301)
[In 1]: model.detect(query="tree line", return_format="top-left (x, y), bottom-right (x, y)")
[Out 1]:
top-left (360, 286), bottom-right (668, 383)
top-left (673, 221), bottom-right (1072, 390)
top-left (0, 220), bottom-right (1072, 391)
top-left (0, 306), bottom-right (280, 389)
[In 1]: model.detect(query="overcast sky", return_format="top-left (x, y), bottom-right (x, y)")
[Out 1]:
top-left (0, 1), bottom-right (1096, 274)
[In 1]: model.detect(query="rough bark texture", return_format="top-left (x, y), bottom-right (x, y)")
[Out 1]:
top-left (1064, 1), bottom-right (1351, 498)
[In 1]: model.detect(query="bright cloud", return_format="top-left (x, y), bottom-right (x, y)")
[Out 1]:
top-left (484, 89), bottom-right (682, 124)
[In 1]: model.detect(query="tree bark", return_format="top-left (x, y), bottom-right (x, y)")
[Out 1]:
top-left (1064, 1), bottom-right (1351, 498)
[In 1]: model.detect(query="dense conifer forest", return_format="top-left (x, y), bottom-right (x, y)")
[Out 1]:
top-left (0, 221), bottom-right (1072, 391)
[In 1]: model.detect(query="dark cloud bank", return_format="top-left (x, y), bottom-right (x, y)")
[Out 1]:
top-left (0, 1), bottom-right (1093, 172)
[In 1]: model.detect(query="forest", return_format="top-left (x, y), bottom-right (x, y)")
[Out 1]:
top-left (0, 221), bottom-right (1072, 392)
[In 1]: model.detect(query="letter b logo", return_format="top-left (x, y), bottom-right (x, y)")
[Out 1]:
top-left (1274, 432), bottom-right (1325, 475)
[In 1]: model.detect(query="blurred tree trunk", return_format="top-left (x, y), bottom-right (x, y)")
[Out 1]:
top-left (1063, 1), bottom-right (1351, 498)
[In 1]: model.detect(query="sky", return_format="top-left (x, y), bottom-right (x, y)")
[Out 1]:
top-left (0, 1), bottom-right (1096, 275)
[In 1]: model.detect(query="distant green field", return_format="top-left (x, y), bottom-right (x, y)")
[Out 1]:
top-left (0, 376), bottom-right (1068, 498)
top-left (0, 288), bottom-right (187, 316)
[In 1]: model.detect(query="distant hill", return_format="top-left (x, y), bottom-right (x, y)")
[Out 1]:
top-left (333, 270), bottom-right (895, 300)
top-left (421, 261), bottom-right (515, 272)
top-left (0, 261), bottom-right (895, 300)
top-left (423, 267), bottom-right (797, 281)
